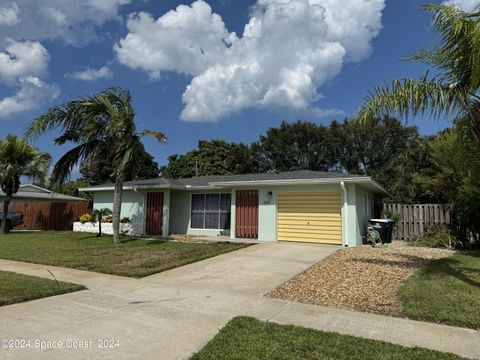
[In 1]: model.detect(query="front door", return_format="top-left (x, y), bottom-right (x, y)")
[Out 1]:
top-left (146, 192), bottom-right (164, 235)
top-left (235, 190), bottom-right (259, 239)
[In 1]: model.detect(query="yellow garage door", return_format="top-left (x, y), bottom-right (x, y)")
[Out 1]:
top-left (277, 192), bottom-right (342, 245)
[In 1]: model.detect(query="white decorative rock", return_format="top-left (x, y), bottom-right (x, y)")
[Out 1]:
top-left (73, 222), bottom-right (138, 236)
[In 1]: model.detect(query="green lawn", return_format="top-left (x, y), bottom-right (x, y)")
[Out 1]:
top-left (0, 232), bottom-right (249, 278)
top-left (191, 317), bottom-right (465, 360)
top-left (399, 251), bottom-right (480, 329)
top-left (0, 270), bottom-right (85, 306)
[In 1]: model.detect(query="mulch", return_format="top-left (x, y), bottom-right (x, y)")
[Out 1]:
top-left (269, 242), bottom-right (455, 316)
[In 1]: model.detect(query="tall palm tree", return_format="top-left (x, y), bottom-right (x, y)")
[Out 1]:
top-left (26, 88), bottom-right (167, 244)
top-left (355, 4), bottom-right (480, 150)
top-left (0, 135), bottom-right (51, 233)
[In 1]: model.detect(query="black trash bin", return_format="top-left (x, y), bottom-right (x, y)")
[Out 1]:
top-left (368, 219), bottom-right (395, 244)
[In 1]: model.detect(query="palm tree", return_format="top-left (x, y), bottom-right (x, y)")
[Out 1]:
top-left (0, 135), bottom-right (51, 233)
top-left (92, 208), bottom-right (112, 237)
top-left (26, 88), bottom-right (167, 244)
top-left (355, 4), bottom-right (480, 150)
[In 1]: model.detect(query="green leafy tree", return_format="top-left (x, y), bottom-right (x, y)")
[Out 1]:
top-left (331, 117), bottom-right (425, 201)
top-left (258, 121), bottom-right (338, 172)
top-left (0, 135), bottom-right (51, 233)
top-left (26, 88), bottom-right (167, 244)
top-left (412, 123), bottom-right (480, 244)
top-left (55, 179), bottom-right (92, 200)
top-left (92, 208), bottom-right (112, 237)
top-left (162, 140), bottom-right (259, 178)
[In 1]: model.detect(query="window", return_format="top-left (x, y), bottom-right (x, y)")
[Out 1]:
top-left (190, 193), bottom-right (231, 229)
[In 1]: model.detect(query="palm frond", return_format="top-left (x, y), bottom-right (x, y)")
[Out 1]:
top-left (140, 130), bottom-right (168, 143)
top-left (355, 74), bottom-right (463, 123)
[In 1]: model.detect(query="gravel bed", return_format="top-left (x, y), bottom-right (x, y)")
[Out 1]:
top-left (269, 242), bottom-right (455, 316)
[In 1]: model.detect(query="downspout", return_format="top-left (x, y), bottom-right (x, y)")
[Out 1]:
top-left (340, 181), bottom-right (348, 247)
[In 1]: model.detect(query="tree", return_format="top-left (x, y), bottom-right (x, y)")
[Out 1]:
top-left (55, 179), bottom-right (92, 200)
top-left (80, 142), bottom-right (160, 184)
top-left (92, 208), bottom-right (112, 237)
top-left (355, 4), bottom-right (480, 151)
top-left (161, 140), bottom-right (259, 178)
top-left (26, 88), bottom-right (167, 244)
top-left (0, 135), bottom-right (50, 233)
top-left (331, 116), bottom-right (425, 202)
top-left (258, 121), bottom-right (338, 172)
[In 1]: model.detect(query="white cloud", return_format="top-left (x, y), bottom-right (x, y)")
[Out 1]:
top-left (0, 2), bottom-right (20, 26)
top-left (0, 76), bottom-right (59, 118)
top-left (0, 0), bottom-right (132, 46)
top-left (115, 0), bottom-right (385, 122)
top-left (67, 66), bottom-right (113, 81)
top-left (444, 0), bottom-right (480, 11)
top-left (0, 40), bottom-right (57, 119)
top-left (0, 40), bottom-right (49, 84)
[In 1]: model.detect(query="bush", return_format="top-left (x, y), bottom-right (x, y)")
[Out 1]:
top-left (120, 217), bottom-right (130, 223)
top-left (79, 213), bottom-right (92, 223)
top-left (410, 224), bottom-right (460, 249)
top-left (101, 216), bottom-right (113, 223)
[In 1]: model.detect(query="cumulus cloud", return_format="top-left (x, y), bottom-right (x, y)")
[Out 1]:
top-left (0, 40), bottom-right (57, 119)
top-left (0, 76), bottom-right (59, 118)
top-left (0, 0), bottom-right (131, 46)
top-left (0, 2), bottom-right (20, 26)
top-left (444, 0), bottom-right (480, 11)
top-left (115, 0), bottom-right (385, 122)
top-left (67, 66), bottom-right (113, 81)
top-left (0, 40), bottom-right (49, 84)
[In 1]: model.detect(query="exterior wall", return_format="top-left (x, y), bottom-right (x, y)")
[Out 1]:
top-left (354, 186), bottom-right (375, 246)
top-left (170, 189), bottom-right (231, 237)
top-left (91, 183), bottom-right (374, 246)
top-left (93, 190), bottom-right (146, 235)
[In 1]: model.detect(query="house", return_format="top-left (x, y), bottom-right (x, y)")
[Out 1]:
top-left (0, 184), bottom-right (90, 230)
top-left (0, 184), bottom-right (89, 203)
top-left (79, 171), bottom-right (387, 246)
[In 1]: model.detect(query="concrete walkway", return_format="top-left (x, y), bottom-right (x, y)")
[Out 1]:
top-left (0, 242), bottom-right (479, 360)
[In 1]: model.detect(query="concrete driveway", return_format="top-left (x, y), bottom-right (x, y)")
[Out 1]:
top-left (0, 242), bottom-right (479, 360)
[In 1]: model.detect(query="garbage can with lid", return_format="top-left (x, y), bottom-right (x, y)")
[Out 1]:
top-left (368, 219), bottom-right (395, 244)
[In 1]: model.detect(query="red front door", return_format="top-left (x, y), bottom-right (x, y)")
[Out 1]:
top-left (146, 192), bottom-right (164, 235)
top-left (235, 190), bottom-right (259, 239)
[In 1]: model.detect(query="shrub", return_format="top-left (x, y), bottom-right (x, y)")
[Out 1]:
top-left (79, 213), bottom-right (92, 223)
top-left (120, 217), bottom-right (130, 223)
top-left (101, 216), bottom-right (113, 223)
top-left (410, 224), bottom-right (460, 249)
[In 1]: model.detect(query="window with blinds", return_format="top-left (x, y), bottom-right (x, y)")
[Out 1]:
top-left (191, 193), bottom-right (231, 229)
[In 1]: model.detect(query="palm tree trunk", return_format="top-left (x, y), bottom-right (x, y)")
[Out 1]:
top-left (112, 176), bottom-right (124, 244)
top-left (98, 220), bottom-right (102, 237)
top-left (1, 195), bottom-right (11, 234)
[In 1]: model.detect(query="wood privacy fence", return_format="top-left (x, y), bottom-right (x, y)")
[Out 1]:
top-left (382, 203), bottom-right (452, 241)
top-left (9, 201), bottom-right (92, 231)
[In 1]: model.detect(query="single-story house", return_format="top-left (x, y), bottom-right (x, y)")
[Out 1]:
top-left (80, 171), bottom-right (386, 247)
top-left (0, 184), bottom-right (89, 203)
top-left (1, 184), bottom-right (91, 231)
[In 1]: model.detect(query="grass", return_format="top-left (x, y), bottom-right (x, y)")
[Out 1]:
top-left (0, 232), bottom-right (249, 278)
top-left (0, 270), bottom-right (85, 306)
top-left (191, 317), bottom-right (465, 360)
top-left (399, 251), bottom-right (480, 329)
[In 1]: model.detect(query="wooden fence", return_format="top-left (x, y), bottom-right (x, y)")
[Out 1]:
top-left (9, 201), bottom-right (92, 231)
top-left (382, 203), bottom-right (452, 241)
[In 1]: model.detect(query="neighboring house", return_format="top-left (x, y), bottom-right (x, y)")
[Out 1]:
top-left (0, 184), bottom-right (88, 203)
top-left (80, 171), bottom-right (386, 247)
top-left (0, 184), bottom-right (90, 231)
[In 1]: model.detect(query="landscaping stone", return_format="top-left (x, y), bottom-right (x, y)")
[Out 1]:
top-left (269, 241), bottom-right (455, 315)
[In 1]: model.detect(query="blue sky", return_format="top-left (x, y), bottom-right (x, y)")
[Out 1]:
top-left (0, 0), bottom-right (474, 176)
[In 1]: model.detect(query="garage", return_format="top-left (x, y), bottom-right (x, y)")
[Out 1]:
top-left (277, 192), bottom-right (342, 245)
